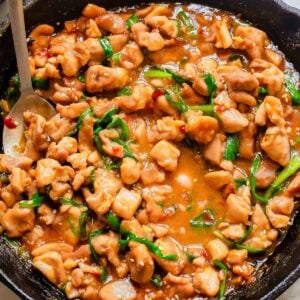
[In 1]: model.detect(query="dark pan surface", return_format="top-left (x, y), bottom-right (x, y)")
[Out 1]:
top-left (0, 1), bottom-right (300, 299)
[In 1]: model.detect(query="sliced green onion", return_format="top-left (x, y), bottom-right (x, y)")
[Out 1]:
top-left (120, 236), bottom-right (130, 251)
top-left (102, 155), bottom-right (122, 170)
top-left (165, 88), bottom-right (188, 114)
top-left (228, 53), bottom-right (247, 66)
top-left (113, 138), bottom-right (136, 160)
top-left (60, 197), bottom-right (86, 208)
top-left (234, 178), bottom-right (248, 189)
top-left (94, 127), bottom-right (104, 154)
top-left (99, 37), bottom-right (113, 58)
top-left (235, 225), bottom-right (253, 244)
top-left (265, 154), bottom-right (300, 199)
top-left (89, 229), bottom-right (104, 262)
top-left (177, 11), bottom-right (194, 32)
top-left (68, 218), bottom-right (80, 237)
top-left (90, 168), bottom-right (96, 185)
top-left (190, 209), bottom-right (215, 228)
top-left (144, 70), bottom-right (172, 79)
top-left (32, 77), bottom-right (49, 90)
top-left (151, 275), bottom-right (162, 288)
top-left (67, 106), bottom-right (93, 136)
top-left (79, 210), bottom-right (88, 239)
top-left (213, 259), bottom-right (228, 271)
top-left (259, 87), bottom-right (268, 95)
top-left (106, 212), bottom-right (120, 231)
top-left (201, 73), bottom-right (217, 103)
top-left (100, 266), bottom-right (108, 283)
top-left (19, 192), bottom-right (46, 208)
top-left (250, 153), bottom-right (268, 203)
top-left (94, 108), bottom-right (119, 129)
top-left (78, 74), bottom-right (85, 83)
top-left (120, 229), bottom-right (178, 261)
top-left (214, 231), bottom-right (265, 255)
top-left (117, 86), bottom-right (132, 96)
top-left (285, 75), bottom-right (300, 105)
top-left (185, 251), bottom-right (196, 263)
top-left (107, 117), bottom-right (130, 141)
top-left (126, 14), bottom-right (139, 29)
top-left (112, 53), bottom-right (121, 63)
top-left (190, 104), bottom-right (215, 116)
top-left (224, 134), bottom-right (239, 161)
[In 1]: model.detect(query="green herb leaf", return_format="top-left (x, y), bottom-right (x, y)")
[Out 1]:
top-left (234, 178), bottom-right (248, 189)
top-left (32, 77), bottom-right (49, 90)
top-left (106, 212), bottom-right (120, 231)
top-left (190, 104), bottom-right (215, 116)
top-left (235, 225), bottom-right (253, 244)
top-left (19, 192), bottom-right (46, 208)
top-left (165, 89), bottom-right (188, 114)
top-left (151, 275), bottom-right (162, 288)
top-left (213, 259), bottom-right (228, 271)
top-left (113, 138), bottom-right (136, 160)
top-left (102, 155), bottom-right (122, 170)
top-left (78, 74), bottom-right (85, 83)
top-left (285, 75), bottom-right (300, 105)
top-left (100, 266), bottom-right (108, 283)
top-left (126, 14), bottom-right (139, 29)
top-left (144, 70), bottom-right (172, 79)
top-left (79, 210), bottom-right (88, 239)
top-left (89, 229), bottom-right (104, 262)
top-left (99, 37), bottom-right (114, 58)
top-left (259, 86), bottom-right (268, 95)
top-left (190, 209), bottom-right (215, 228)
top-left (228, 53), bottom-right (247, 66)
top-left (67, 218), bottom-right (80, 237)
top-left (94, 108), bottom-right (119, 129)
top-left (67, 106), bottom-right (93, 136)
top-left (112, 53), bottom-right (121, 63)
top-left (224, 134), bottom-right (239, 161)
top-left (265, 154), bottom-right (300, 199)
top-left (107, 117), bottom-right (130, 141)
top-left (185, 251), bottom-right (196, 263)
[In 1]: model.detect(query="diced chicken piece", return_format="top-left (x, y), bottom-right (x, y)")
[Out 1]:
top-left (67, 151), bottom-right (89, 170)
top-left (186, 111), bottom-right (219, 144)
top-left (85, 65), bottom-right (129, 93)
top-left (164, 273), bottom-right (195, 298)
top-left (140, 162), bottom-right (166, 185)
top-left (31, 243), bottom-right (73, 257)
top-left (71, 268), bottom-right (84, 288)
top-left (120, 157), bottom-right (141, 185)
top-left (233, 26), bottom-right (267, 59)
top-left (52, 82), bottom-right (83, 104)
top-left (206, 239), bottom-right (228, 261)
top-left (145, 16), bottom-right (178, 38)
top-left (85, 19), bottom-right (102, 38)
top-left (144, 5), bottom-right (172, 18)
top-left (255, 158), bottom-right (278, 188)
top-left (220, 66), bottom-right (259, 93)
top-left (95, 13), bottom-right (127, 34)
top-left (1, 203), bottom-right (35, 237)
top-left (131, 22), bottom-right (165, 52)
top-left (154, 94), bottom-right (177, 115)
top-left (204, 171), bottom-right (233, 190)
top-left (99, 128), bottom-right (124, 159)
top-left (35, 158), bottom-right (60, 187)
top-left (56, 43), bottom-right (90, 77)
top-left (250, 59), bottom-right (285, 95)
top-left (218, 108), bottom-right (249, 133)
top-left (238, 121), bottom-right (256, 159)
top-left (78, 117), bottom-right (95, 152)
top-left (82, 4), bottom-right (106, 18)
top-left (193, 267), bottom-right (220, 297)
top-left (286, 175), bottom-right (300, 197)
top-left (232, 261), bottom-right (254, 278)
top-left (150, 140), bottom-right (180, 172)
top-left (225, 192), bottom-right (251, 225)
top-left (92, 231), bottom-right (121, 267)
top-left (264, 48), bottom-right (283, 67)
top-left (115, 84), bottom-right (153, 112)
top-left (220, 223), bottom-right (245, 241)
top-left (245, 204), bottom-right (278, 249)
top-left (203, 133), bottom-right (225, 165)
top-left (260, 126), bottom-right (290, 167)
top-left (178, 63), bottom-right (198, 81)
top-left (45, 114), bottom-right (75, 142)
top-left (211, 20), bottom-right (233, 49)
top-left (266, 195), bottom-right (294, 228)
top-left (128, 244), bottom-right (154, 283)
top-left (33, 251), bottom-right (66, 284)
top-left (47, 137), bottom-right (78, 162)
top-left (112, 188), bottom-right (142, 219)
top-left (109, 33), bottom-right (130, 53)
top-left (37, 204), bottom-right (56, 225)
top-left (84, 169), bottom-right (122, 216)
top-left (56, 102), bottom-right (89, 119)
top-left (192, 76), bottom-right (210, 97)
top-left (119, 43), bottom-right (144, 70)
top-left (227, 249), bottom-right (248, 265)
top-left (0, 185), bottom-right (20, 208)
top-left (0, 155), bottom-right (33, 173)
top-left (99, 279), bottom-right (136, 300)
top-left (81, 37), bottom-right (104, 63)
top-left (9, 168), bottom-right (31, 194)
top-left (230, 91), bottom-right (257, 106)
top-left (149, 116), bottom-right (185, 143)
top-left (153, 237), bottom-right (187, 275)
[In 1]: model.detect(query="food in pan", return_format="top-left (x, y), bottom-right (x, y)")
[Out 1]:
top-left (0, 2), bottom-right (300, 299)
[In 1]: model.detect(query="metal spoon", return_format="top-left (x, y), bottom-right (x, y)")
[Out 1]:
top-left (3, 0), bottom-right (56, 155)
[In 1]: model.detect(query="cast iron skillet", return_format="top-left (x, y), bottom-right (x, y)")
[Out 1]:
top-left (0, 0), bottom-right (300, 299)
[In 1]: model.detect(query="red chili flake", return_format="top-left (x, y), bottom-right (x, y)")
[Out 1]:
top-left (201, 249), bottom-right (209, 259)
top-left (179, 125), bottom-right (186, 133)
top-left (203, 211), bottom-right (214, 221)
top-left (152, 90), bottom-right (165, 100)
top-left (146, 102), bottom-right (154, 110)
top-left (112, 146), bottom-right (121, 156)
top-left (4, 116), bottom-right (17, 129)
top-left (215, 105), bottom-right (226, 113)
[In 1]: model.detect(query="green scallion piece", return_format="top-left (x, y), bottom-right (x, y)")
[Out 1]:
top-left (99, 37), bottom-right (114, 58)
top-left (224, 135), bottom-right (239, 161)
top-left (19, 192), bottom-right (46, 208)
top-left (67, 106), bottom-right (93, 136)
top-left (285, 75), bottom-right (300, 105)
top-left (126, 14), bottom-right (139, 29)
top-left (32, 77), bottom-right (49, 90)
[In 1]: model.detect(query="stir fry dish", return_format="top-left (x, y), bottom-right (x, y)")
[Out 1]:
top-left (1, 2), bottom-right (300, 299)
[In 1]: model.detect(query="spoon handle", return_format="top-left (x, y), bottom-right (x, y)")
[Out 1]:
top-left (8, 0), bottom-right (33, 93)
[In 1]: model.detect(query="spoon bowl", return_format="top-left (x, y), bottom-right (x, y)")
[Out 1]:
top-left (2, 0), bottom-right (56, 155)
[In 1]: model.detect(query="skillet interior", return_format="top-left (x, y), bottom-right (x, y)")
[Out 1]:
top-left (0, 0), bottom-right (299, 299)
